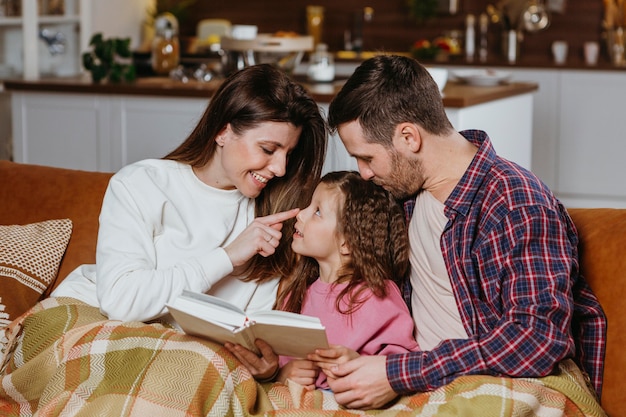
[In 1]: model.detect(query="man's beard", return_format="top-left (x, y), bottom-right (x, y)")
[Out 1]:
top-left (376, 150), bottom-right (424, 200)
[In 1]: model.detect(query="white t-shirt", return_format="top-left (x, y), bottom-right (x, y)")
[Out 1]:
top-left (409, 190), bottom-right (468, 350)
top-left (52, 159), bottom-right (279, 322)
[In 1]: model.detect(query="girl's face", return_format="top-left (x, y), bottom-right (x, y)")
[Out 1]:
top-left (211, 121), bottom-right (301, 198)
top-left (292, 183), bottom-right (345, 267)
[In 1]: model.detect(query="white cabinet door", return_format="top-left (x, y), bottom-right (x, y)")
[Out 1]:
top-left (110, 96), bottom-right (207, 171)
top-left (445, 93), bottom-right (534, 170)
top-left (557, 71), bottom-right (626, 207)
top-left (11, 92), bottom-right (105, 171)
top-left (11, 92), bottom-right (208, 172)
top-left (318, 103), bottom-right (358, 174)
top-left (505, 69), bottom-right (560, 188)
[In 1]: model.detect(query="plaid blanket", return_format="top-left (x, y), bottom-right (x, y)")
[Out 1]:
top-left (1, 298), bottom-right (607, 417)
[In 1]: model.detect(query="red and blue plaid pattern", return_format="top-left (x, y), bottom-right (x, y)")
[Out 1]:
top-left (393, 130), bottom-right (606, 398)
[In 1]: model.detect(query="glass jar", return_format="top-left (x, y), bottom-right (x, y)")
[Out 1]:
top-left (151, 13), bottom-right (180, 76)
top-left (307, 43), bottom-right (334, 83)
top-left (151, 29), bottom-right (180, 75)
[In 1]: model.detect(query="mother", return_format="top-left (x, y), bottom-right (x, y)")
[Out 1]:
top-left (51, 63), bottom-right (328, 323)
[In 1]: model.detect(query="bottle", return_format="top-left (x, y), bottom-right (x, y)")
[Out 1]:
top-left (306, 5), bottom-right (325, 48)
top-left (465, 14), bottom-right (475, 63)
top-left (151, 13), bottom-right (180, 75)
top-left (479, 13), bottom-right (489, 63)
top-left (307, 43), bottom-right (335, 82)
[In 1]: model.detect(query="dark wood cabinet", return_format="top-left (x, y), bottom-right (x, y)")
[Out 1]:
top-left (179, 0), bottom-right (605, 65)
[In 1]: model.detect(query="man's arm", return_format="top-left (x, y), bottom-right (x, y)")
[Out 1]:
top-left (388, 205), bottom-right (577, 394)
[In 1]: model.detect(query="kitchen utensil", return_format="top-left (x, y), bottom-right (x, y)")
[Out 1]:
top-left (521, 0), bottom-right (550, 32)
top-left (221, 34), bottom-right (314, 75)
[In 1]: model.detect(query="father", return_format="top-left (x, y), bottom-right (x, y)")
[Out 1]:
top-left (316, 55), bottom-right (607, 412)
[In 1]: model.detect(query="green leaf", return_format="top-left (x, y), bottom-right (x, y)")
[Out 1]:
top-left (91, 65), bottom-right (107, 83)
top-left (82, 53), bottom-right (94, 70)
top-left (83, 32), bottom-right (136, 84)
top-left (123, 65), bottom-right (137, 83)
top-left (102, 39), bottom-right (115, 63)
top-left (116, 38), bottom-right (132, 58)
top-left (89, 33), bottom-right (103, 47)
top-left (109, 63), bottom-right (122, 83)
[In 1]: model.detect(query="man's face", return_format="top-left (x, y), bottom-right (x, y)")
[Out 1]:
top-left (338, 120), bottom-right (423, 199)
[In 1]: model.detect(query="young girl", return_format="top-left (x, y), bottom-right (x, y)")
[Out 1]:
top-left (227, 170), bottom-right (419, 389)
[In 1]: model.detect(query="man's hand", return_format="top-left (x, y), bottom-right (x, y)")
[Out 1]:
top-left (324, 355), bottom-right (398, 409)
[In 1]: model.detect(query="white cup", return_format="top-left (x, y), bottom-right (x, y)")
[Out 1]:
top-left (552, 40), bottom-right (568, 65)
top-left (584, 41), bottom-right (599, 66)
top-left (231, 25), bottom-right (258, 40)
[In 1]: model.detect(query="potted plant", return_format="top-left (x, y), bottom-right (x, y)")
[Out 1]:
top-left (82, 33), bottom-right (136, 83)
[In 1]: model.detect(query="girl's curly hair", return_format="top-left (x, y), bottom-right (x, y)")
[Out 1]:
top-left (278, 171), bottom-right (409, 315)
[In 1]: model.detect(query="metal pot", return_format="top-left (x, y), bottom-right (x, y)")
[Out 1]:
top-left (521, 0), bottom-right (550, 32)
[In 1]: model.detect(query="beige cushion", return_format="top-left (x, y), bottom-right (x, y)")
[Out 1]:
top-left (0, 219), bottom-right (72, 346)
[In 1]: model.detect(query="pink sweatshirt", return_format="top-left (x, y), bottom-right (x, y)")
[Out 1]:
top-left (280, 279), bottom-right (420, 389)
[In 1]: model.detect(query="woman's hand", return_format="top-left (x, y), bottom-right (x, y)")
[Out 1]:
top-left (224, 208), bottom-right (299, 266)
top-left (277, 359), bottom-right (320, 390)
top-left (224, 338), bottom-right (280, 381)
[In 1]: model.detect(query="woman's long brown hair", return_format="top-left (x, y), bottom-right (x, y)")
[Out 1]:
top-left (278, 171), bottom-right (409, 314)
top-left (164, 64), bottom-right (328, 282)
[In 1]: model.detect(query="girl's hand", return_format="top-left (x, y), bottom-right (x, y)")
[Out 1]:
top-left (278, 359), bottom-right (320, 390)
top-left (224, 339), bottom-right (279, 381)
top-left (308, 344), bottom-right (360, 379)
top-left (224, 208), bottom-right (299, 266)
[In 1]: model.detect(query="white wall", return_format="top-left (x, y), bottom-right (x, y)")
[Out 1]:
top-left (90, 0), bottom-right (154, 50)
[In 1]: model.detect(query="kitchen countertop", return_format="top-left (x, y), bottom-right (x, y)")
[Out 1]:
top-left (334, 51), bottom-right (626, 72)
top-left (2, 74), bottom-right (538, 108)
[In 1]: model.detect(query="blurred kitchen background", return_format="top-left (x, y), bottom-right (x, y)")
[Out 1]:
top-left (172, 0), bottom-right (603, 64)
top-left (0, 0), bottom-right (615, 81)
top-left (1, 0), bottom-right (625, 208)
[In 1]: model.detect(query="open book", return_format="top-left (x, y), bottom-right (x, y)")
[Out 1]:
top-left (167, 290), bottom-right (329, 358)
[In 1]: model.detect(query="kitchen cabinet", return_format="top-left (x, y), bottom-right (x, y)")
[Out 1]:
top-left (319, 90), bottom-right (534, 174)
top-left (13, 66), bottom-right (626, 208)
top-left (8, 75), bottom-right (536, 176)
top-left (440, 65), bottom-right (626, 208)
top-left (11, 92), bottom-right (206, 171)
top-left (557, 71), bottom-right (626, 207)
top-left (0, 0), bottom-right (152, 79)
top-left (0, 0), bottom-right (90, 79)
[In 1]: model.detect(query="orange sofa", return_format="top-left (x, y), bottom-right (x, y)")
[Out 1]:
top-left (0, 160), bottom-right (623, 416)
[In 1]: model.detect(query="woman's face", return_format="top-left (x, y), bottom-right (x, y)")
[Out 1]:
top-left (292, 183), bottom-right (344, 266)
top-left (213, 121), bottom-right (301, 198)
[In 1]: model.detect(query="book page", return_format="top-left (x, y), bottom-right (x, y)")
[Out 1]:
top-left (167, 304), bottom-right (260, 354)
top-left (251, 310), bottom-right (326, 328)
top-left (174, 290), bottom-right (247, 328)
top-left (168, 291), bottom-right (329, 358)
top-left (250, 322), bottom-right (329, 358)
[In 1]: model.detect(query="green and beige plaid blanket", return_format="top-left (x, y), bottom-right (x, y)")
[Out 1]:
top-left (0, 297), bottom-right (607, 417)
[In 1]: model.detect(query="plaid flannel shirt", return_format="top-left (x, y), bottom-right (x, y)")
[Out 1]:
top-left (390, 130), bottom-right (606, 398)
